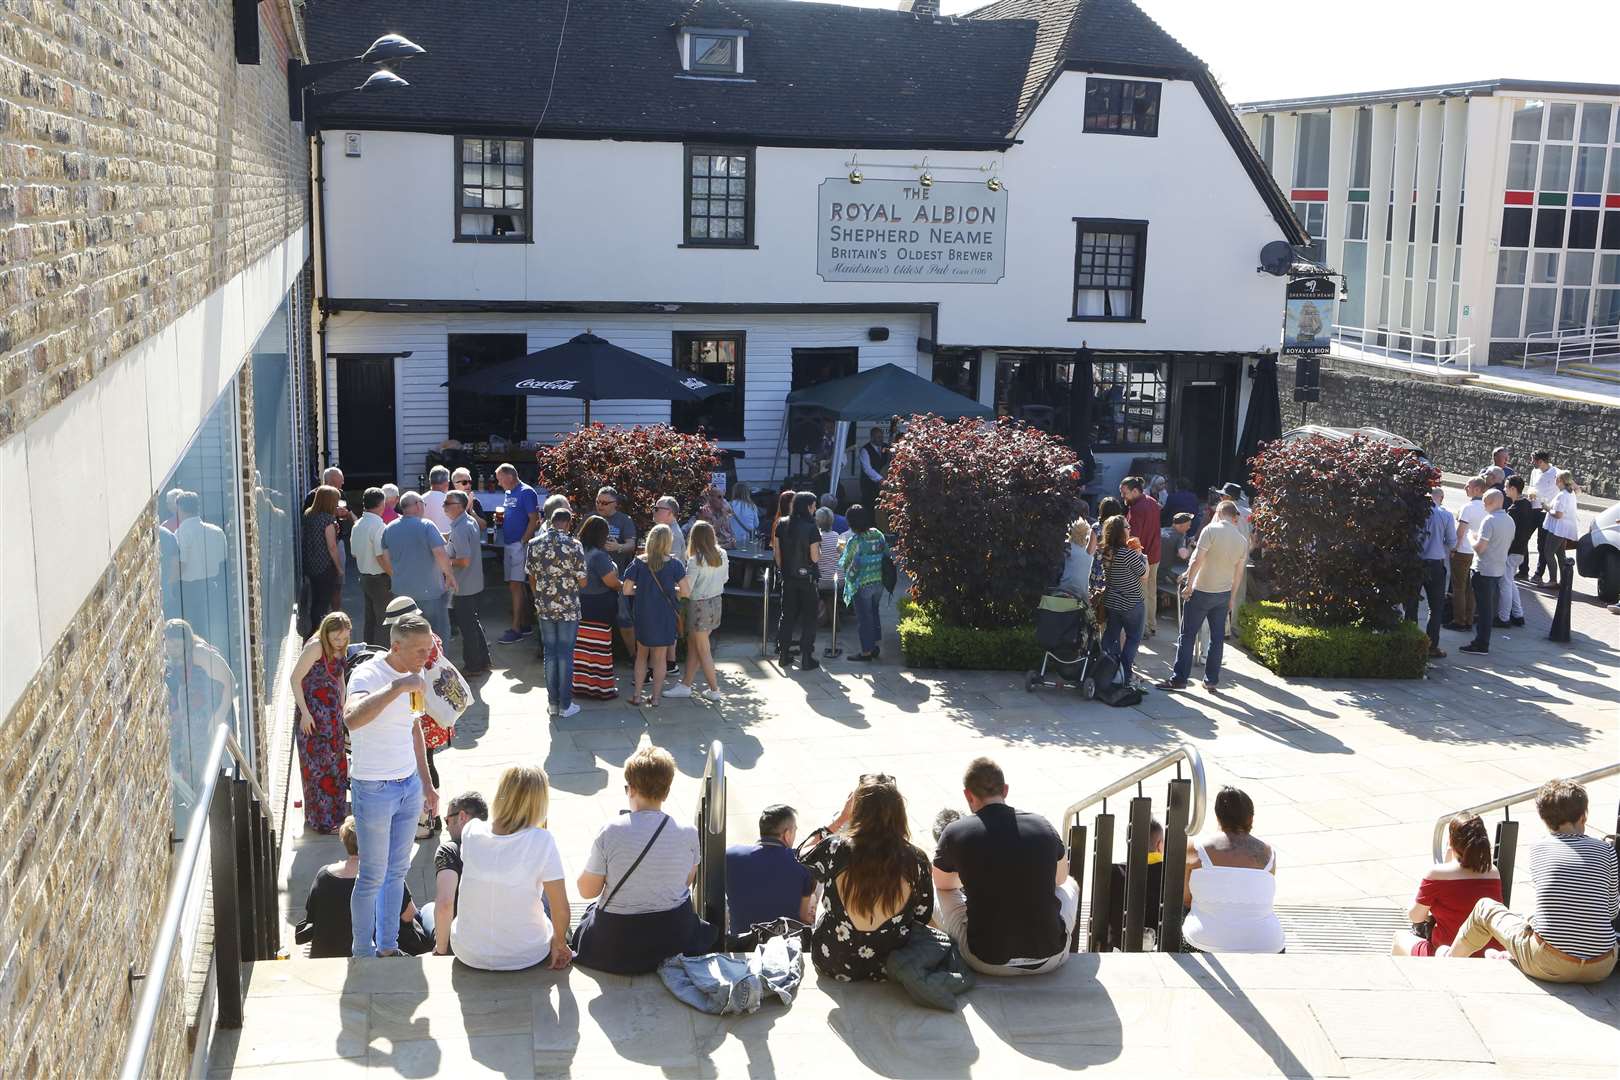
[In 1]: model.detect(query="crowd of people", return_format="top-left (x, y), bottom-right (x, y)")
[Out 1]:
top-left (1058, 476), bottom-right (1254, 693)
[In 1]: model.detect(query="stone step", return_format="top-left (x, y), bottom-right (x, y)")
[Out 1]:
top-left (1559, 362), bottom-right (1620, 386)
top-left (212, 951), bottom-right (1618, 1078)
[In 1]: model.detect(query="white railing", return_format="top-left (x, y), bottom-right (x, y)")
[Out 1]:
top-left (1330, 325), bottom-right (1474, 375)
top-left (1521, 320), bottom-right (1620, 375)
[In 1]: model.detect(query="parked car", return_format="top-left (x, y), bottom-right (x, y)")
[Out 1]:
top-left (1273, 425), bottom-right (1426, 457)
top-left (1574, 501), bottom-right (1620, 603)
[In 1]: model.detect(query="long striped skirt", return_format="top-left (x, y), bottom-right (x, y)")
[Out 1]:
top-left (573, 619), bottom-right (618, 699)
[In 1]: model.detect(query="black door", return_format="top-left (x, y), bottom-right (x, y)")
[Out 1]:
top-left (334, 355), bottom-right (397, 488)
top-left (1175, 383), bottom-right (1228, 494)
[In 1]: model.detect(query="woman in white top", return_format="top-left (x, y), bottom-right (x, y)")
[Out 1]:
top-left (667, 521), bottom-right (730, 701)
top-left (1182, 786), bottom-right (1284, 953)
top-left (450, 765), bottom-right (572, 971)
top-left (1544, 470), bottom-right (1581, 548)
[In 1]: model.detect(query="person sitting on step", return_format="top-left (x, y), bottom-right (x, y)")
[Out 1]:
top-left (1391, 813), bottom-right (1503, 958)
top-left (1182, 786), bottom-right (1284, 953)
top-left (1439, 779), bottom-right (1617, 983)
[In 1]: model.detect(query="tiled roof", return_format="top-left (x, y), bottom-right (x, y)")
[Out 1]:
top-left (964, 0), bottom-right (1199, 116)
top-left (306, 0), bottom-right (1035, 148)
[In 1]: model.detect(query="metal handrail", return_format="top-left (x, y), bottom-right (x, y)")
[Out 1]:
top-left (1430, 761), bottom-right (1619, 862)
top-left (120, 724), bottom-right (267, 1080)
top-left (1331, 324), bottom-right (1474, 375)
top-left (1064, 742), bottom-right (1207, 837)
top-left (692, 740), bottom-right (728, 949)
top-left (701, 739), bottom-right (726, 835)
top-left (1521, 320), bottom-right (1620, 373)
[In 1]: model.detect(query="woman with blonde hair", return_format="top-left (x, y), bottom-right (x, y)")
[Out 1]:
top-left (302, 485), bottom-right (343, 627)
top-left (450, 765), bottom-right (572, 970)
top-left (666, 520), bottom-right (729, 701)
top-left (288, 611), bottom-right (354, 833)
top-left (1391, 813), bottom-right (1503, 957)
top-left (621, 523), bottom-right (691, 706)
top-left (798, 773), bottom-right (934, 981)
top-left (1543, 470), bottom-right (1581, 554)
top-left (1058, 516), bottom-right (1096, 597)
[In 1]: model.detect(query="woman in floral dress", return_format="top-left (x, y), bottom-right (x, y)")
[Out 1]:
top-left (798, 774), bottom-right (934, 982)
top-left (289, 611), bottom-right (352, 833)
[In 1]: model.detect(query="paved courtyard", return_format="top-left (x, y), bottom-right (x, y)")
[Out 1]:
top-left (246, 514), bottom-right (1619, 1077)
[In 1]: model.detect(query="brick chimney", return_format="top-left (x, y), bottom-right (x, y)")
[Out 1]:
top-left (908, 0), bottom-right (940, 16)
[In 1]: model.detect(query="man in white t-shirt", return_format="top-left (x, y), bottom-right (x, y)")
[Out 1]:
top-left (422, 466), bottom-right (453, 534)
top-left (1448, 477), bottom-right (1487, 631)
top-left (1527, 451), bottom-right (1560, 585)
top-left (343, 612), bottom-right (441, 957)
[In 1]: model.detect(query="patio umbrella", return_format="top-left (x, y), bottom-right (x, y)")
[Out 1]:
top-left (450, 331), bottom-right (731, 422)
top-left (1235, 353), bottom-right (1282, 480)
top-left (1068, 347), bottom-right (1097, 487)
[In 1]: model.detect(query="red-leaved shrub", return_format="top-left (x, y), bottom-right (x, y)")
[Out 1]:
top-left (881, 417), bottom-right (1082, 629)
top-left (535, 424), bottom-right (721, 532)
top-left (1249, 434), bottom-right (1439, 629)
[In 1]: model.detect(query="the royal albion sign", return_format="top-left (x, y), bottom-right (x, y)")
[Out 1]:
top-left (817, 178), bottom-right (1007, 284)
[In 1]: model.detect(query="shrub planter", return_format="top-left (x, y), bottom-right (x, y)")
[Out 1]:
top-left (1236, 601), bottom-right (1429, 679)
top-left (896, 600), bottom-right (1044, 671)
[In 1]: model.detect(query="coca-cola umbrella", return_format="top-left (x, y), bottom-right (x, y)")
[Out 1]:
top-left (449, 331), bottom-right (731, 423)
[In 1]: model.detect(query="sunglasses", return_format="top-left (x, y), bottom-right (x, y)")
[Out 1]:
top-left (860, 772), bottom-right (894, 785)
top-left (455, 479), bottom-right (472, 487)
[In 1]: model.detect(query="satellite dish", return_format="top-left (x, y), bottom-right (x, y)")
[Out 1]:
top-left (1258, 240), bottom-right (1294, 276)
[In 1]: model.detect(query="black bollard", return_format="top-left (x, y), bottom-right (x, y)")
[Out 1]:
top-left (1549, 556), bottom-right (1574, 643)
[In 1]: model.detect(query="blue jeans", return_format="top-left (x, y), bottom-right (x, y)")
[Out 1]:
top-left (1104, 599), bottom-right (1145, 684)
top-left (540, 619), bottom-right (579, 710)
top-left (852, 583), bottom-right (883, 655)
top-left (1174, 589), bottom-right (1231, 685)
top-left (426, 593), bottom-right (451, 643)
top-left (350, 773), bottom-right (422, 957)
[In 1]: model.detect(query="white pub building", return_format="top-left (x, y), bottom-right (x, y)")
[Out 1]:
top-left (308, 0), bottom-right (1306, 495)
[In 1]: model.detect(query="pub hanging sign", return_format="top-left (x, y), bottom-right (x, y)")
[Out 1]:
top-left (817, 178), bottom-right (1007, 284)
top-left (1282, 275), bottom-right (1334, 355)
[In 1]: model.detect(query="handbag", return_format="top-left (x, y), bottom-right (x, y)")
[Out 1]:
top-left (417, 634), bottom-right (471, 750)
top-left (573, 815), bottom-right (707, 974)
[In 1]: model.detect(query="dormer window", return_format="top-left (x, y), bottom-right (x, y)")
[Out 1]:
top-left (682, 29), bottom-right (744, 75)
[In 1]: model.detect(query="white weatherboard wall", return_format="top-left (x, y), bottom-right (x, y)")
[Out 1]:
top-left (322, 72), bottom-right (1288, 353)
top-left (325, 311), bottom-right (926, 484)
top-left (0, 232), bottom-right (306, 718)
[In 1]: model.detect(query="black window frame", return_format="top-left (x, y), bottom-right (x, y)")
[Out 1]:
top-left (1083, 78), bottom-right (1162, 138)
top-left (682, 145), bottom-right (757, 248)
top-left (453, 136), bottom-right (534, 244)
top-left (1089, 357), bottom-right (1170, 451)
top-left (671, 331), bottom-right (746, 440)
top-left (1070, 218), bottom-right (1148, 322)
top-left (687, 31), bottom-right (743, 75)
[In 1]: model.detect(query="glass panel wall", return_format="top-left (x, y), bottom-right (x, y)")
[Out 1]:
top-left (252, 297), bottom-right (298, 688)
top-left (159, 385), bottom-right (249, 825)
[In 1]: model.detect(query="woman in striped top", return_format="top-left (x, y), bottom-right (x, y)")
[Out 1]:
top-left (1442, 778), bottom-right (1617, 983)
top-left (1100, 515), bottom-right (1148, 687)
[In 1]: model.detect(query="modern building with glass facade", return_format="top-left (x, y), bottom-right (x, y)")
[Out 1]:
top-left (1236, 79), bottom-right (1620, 363)
top-left (0, 3), bottom-right (315, 1075)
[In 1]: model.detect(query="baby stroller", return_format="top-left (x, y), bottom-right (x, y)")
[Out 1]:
top-left (1025, 591), bottom-right (1100, 699)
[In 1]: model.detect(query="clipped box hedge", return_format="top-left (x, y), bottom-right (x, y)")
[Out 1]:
top-left (896, 600), bottom-right (1045, 671)
top-left (1236, 601), bottom-right (1429, 679)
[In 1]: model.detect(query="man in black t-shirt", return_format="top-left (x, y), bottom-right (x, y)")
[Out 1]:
top-left (932, 757), bottom-right (1078, 975)
top-left (774, 493), bottom-right (823, 670)
top-left (421, 791), bottom-right (489, 955)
